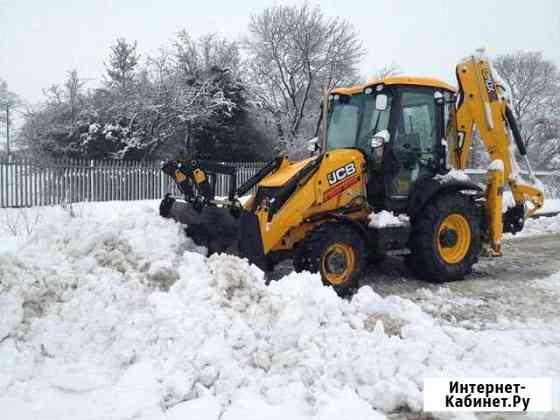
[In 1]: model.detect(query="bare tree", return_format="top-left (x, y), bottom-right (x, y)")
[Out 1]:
top-left (174, 31), bottom-right (241, 77)
top-left (42, 84), bottom-right (65, 106)
top-left (493, 51), bottom-right (559, 145)
top-left (246, 4), bottom-right (365, 145)
top-left (371, 64), bottom-right (401, 81)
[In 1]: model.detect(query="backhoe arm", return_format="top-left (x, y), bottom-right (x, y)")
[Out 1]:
top-left (449, 51), bottom-right (544, 254)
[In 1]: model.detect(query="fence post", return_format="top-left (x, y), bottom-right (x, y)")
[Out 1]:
top-left (0, 159), bottom-right (4, 208)
top-left (160, 161), bottom-right (164, 198)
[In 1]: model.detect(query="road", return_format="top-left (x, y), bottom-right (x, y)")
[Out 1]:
top-left (363, 235), bottom-right (560, 420)
top-left (363, 234), bottom-right (560, 325)
top-left (272, 234), bottom-right (560, 326)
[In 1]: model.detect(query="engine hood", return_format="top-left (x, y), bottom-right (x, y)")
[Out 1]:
top-left (258, 156), bottom-right (317, 188)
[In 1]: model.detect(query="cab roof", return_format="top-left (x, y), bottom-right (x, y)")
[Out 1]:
top-left (332, 76), bottom-right (456, 95)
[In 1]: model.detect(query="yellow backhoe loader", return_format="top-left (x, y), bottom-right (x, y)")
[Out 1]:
top-left (160, 50), bottom-right (544, 295)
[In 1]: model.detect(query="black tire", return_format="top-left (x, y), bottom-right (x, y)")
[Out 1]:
top-left (367, 250), bottom-right (386, 264)
top-left (409, 193), bottom-right (480, 282)
top-left (293, 252), bottom-right (307, 273)
top-left (295, 222), bottom-right (366, 296)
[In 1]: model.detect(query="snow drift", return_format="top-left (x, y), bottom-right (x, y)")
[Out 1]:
top-left (0, 201), bottom-right (559, 420)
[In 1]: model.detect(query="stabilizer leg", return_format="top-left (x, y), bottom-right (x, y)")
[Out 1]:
top-left (485, 165), bottom-right (505, 256)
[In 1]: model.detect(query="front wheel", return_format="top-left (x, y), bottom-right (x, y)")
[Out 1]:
top-left (408, 193), bottom-right (480, 282)
top-left (295, 223), bottom-right (366, 296)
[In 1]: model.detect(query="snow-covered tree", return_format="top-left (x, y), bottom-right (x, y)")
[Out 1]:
top-left (104, 38), bottom-right (140, 92)
top-left (19, 33), bottom-right (273, 162)
top-left (245, 4), bottom-right (365, 152)
top-left (0, 79), bottom-right (22, 158)
top-left (64, 70), bottom-right (86, 123)
top-left (493, 51), bottom-right (560, 172)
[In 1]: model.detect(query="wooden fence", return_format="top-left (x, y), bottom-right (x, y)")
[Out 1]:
top-left (0, 158), bottom-right (266, 208)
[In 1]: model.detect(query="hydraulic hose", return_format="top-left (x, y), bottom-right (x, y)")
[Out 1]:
top-left (505, 106), bottom-right (527, 156)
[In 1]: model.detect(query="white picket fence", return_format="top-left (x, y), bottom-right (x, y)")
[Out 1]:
top-left (0, 158), bottom-right (266, 208)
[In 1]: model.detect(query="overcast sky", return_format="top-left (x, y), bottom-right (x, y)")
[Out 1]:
top-left (1, 0), bottom-right (559, 104)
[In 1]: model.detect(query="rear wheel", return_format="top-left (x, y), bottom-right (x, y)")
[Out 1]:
top-left (295, 223), bottom-right (365, 296)
top-left (409, 194), bottom-right (480, 282)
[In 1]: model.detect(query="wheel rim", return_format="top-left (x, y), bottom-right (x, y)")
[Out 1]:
top-left (437, 213), bottom-right (471, 264)
top-left (321, 243), bottom-right (355, 285)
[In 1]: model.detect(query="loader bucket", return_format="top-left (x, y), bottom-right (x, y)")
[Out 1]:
top-left (159, 195), bottom-right (240, 255)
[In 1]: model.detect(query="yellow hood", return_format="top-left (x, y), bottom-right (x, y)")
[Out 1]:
top-left (258, 157), bottom-right (317, 188)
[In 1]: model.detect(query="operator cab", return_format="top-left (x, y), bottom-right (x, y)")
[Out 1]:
top-left (324, 77), bottom-right (456, 211)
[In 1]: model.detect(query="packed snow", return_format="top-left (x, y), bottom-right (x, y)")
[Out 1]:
top-left (0, 201), bottom-right (559, 420)
top-left (507, 212), bottom-right (560, 238)
top-left (368, 210), bottom-right (409, 228)
top-left (540, 198), bottom-right (560, 214)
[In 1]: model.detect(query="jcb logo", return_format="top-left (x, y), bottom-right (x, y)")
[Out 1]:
top-left (327, 163), bottom-right (356, 185)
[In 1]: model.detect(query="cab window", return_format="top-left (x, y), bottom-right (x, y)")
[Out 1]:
top-left (356, 93), bottom-right (393, 152)
top-left (387, 89), bottom-right (437, 198)
top-left (326, 95), bottom-right (360, 150)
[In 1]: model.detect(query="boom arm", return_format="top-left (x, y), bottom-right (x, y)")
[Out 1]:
top-left (449, 51), bottom-right (544, 253)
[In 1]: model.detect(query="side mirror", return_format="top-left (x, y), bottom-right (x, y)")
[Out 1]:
top-left (371, 129), bottom-right (390, 148)
top-left (370, 130), bottom-right (389, 168)
top-left (375, 94), bottom-right (388, 111)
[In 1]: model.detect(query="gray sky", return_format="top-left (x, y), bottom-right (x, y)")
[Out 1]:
top-left (1, 0), bottom-right (559, 104)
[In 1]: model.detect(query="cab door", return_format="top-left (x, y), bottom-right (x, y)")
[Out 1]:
top-left (385, 88), bottom-right (440, 201)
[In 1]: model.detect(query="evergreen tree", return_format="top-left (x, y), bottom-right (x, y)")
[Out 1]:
top-left (105, 38), bottom-right (139, 92)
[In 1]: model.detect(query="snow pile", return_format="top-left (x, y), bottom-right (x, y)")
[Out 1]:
top-left (499, 191), bottom-right (560, 237)
top-left (1, 201), bottom-right (559, 420)
top-left (509, 213), bottom-right (560, 238)
top-left (368, 210), bottom-right (409, 228)
top-left (502, 191), bottom-right (560, 215)
top-left (541, 198), bottom-right (560, 214)
top-left (415, 287), bottom-right (485, 326)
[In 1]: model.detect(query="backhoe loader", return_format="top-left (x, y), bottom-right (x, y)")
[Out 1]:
top-left (160, 50), bottom-right (544, 295)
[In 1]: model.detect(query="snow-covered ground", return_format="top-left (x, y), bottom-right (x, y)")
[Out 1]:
top-left (539, 198), bottom-right (560, 214)
top-left (503, 191), bottom-right (560, 216)
top-left (509, 212), bottom-right (560, 238)
top-left (0, 201), bottom-right (559, 420)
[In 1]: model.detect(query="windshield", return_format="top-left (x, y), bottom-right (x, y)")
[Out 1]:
top-left (326, 92), bottom-right (393, 153)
